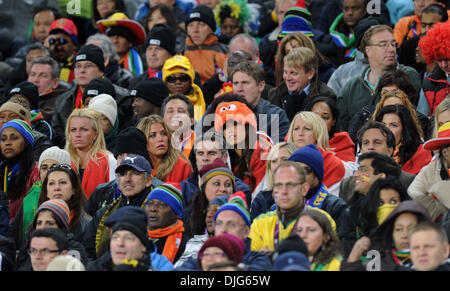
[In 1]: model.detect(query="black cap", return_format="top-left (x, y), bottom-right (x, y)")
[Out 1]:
top-left (354, 17), bottom-right (383, 50)
top-left (111, 215), bottom-right (151, 251)
top-left (7, 81), bottom-right (39, 109)
top-left (114, 127), bottom-right (150, 160)
top-left (273, 234), bottom-right (309, 259)
top-left (186, 5), bottom-right (216, 33)
top-left (82, 78), bottom-right (116, 101)
top-left (146, 24), bottom-right (176, 56)
top-left (130, 78), bottom-right (169, 108)
top-left (74, 44), bottom-right (105, 72)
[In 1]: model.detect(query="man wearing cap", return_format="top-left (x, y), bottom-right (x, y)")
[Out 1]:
top-left (130, 78), bottom-right (170, 120)
top-left (144, 184), bottom-right (189, 264)
top-left (288, 144), bottom-right (348, 229)
top-left (47, 18), bottom-right (78, 83)
top-left (184, 5), bottom-right (229, 84)
top-left (97, 12), bottom-right (147, 76)
top-left (82, 154), bottom-right (163, 260)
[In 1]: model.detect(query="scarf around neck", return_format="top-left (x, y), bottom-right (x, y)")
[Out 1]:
top-left (148, 219), bottom-right (184, 263)
top-left (329, 13), bottom-right (356, 58)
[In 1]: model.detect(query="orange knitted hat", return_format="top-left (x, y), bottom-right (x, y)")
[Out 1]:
top-left (214, 101), bottom-right (257, 132)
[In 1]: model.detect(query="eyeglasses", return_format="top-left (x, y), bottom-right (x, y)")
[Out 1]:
top-left (166, 75), bottom-right (190, 83)
top-left (28, 248), bottom-right (61, 257)
top-left (273, 182), bottom-right (303, 191)
top-left (49, 164), bottom-right (72, 171)
top-left (368, 41), bottom-right (398, 49)
top-left (49, 37), bottom-right (68, 45)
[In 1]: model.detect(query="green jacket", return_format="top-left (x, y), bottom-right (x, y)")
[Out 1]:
top-left (337, 63), bottom-right (421, 131)
top-left (22, 181), bottom-right (42, 240)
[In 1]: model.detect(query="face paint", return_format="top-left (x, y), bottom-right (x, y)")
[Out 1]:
top-left (360, 174), bottom-right (371, 182)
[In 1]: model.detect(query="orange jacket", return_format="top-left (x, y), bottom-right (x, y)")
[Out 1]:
top-left (162, 156), bottom-right (193, 184)
top-left (184, 34), bottom-right (228, 84)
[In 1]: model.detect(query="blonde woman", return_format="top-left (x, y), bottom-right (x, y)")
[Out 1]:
top-left (137, 114), bottom-right (193, 183)
top-left (250, 142), bottom-right (297, 220)
top-left (65, 108), bottom-right (117, 198)
top-left (287, 111), bottom-right (351, 195)
top-left (432, 97), bottom-right (450, 138)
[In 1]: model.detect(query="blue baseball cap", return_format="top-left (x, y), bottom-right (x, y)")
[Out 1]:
top-left (115, 154), bottom-right (152, 174)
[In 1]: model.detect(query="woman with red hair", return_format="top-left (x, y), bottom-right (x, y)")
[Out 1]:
top-left (417, 21), bottom-right (450, 116)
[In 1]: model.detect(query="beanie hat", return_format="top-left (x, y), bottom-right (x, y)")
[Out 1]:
top-left (162, 55), bottom-right (195, 84)
top-left (0, 102), bottom-right (31, 122)
top-left (88, 94), bottom-right (118, 125)
top-left (49, 18), bottom-right (78, 45)
top-left (288, 144), bottom-right (324, 181)
top-left (278, 0), bottom-right (313, 40)
top-left (354, 17), bottom-right (383, 50)
top-left (214, 101), bottom-right (257, 133)
top-left (130, 78), bottom-right (170, 108)
top-left (146, 24), bottom-right (176, 56)
top-left (213, 191), bottom-right (251, 227)
top-left (199, 158), bottom-right (235, 188)
top-left (82, 78), bottom-right (116, 101)
top-left (104, 206), bottom-right (148, 228)
top-left (114, 127), bottom-right (150, 160)
top-left (198, 233), bottom-right (245, 267)
top-left (273, 251), bottom-right (310, 271)
top-left (46, 255), bottom-right (85, 271)
top-left (7, 81), bottom-right (40, 109)
top-left (112, 215), bottom-right (151, 250)
top-left (186, 5), bottom-right (217, 33)
top-left (74, 44), bottom-right (105, 72)
top-left (273, 234), bottom-right (309, 259)
top-left (36, 199), bottom-right (70, 230)
top-left (0, 119), bottom-right (34, 148)
top-left (145, 183), bottom-right (183, 217)
top-left (38, 146), bottom-right (71, 169)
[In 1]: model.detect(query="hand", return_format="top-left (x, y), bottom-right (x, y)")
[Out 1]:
top-left (347, 236), bottom-right (371, 263)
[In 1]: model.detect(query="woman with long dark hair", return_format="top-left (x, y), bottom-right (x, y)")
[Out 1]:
top-left (374, 104), bottom-right (432, 174)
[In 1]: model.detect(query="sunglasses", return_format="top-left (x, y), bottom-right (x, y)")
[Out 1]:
top-left (49, 37), bottom-right (68, 45)
top-left (166, 75), bottom-right (190, 83)
top-left (47, 163), bottom-right (73, 173)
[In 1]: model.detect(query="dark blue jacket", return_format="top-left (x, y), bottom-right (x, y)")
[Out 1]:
top-left (173, 238), bottom-right (272, 271)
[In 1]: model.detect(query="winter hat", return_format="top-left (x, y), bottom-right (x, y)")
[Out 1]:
top-left (278, 0), bottom-right (313, 40)
top-left (104, 206), bottom-right (148, 228)
top-left (354, 17), bottom-right (383, 50)
top-left (35, 199), bottom-right (70, 230)
top-left (38, 146), bottom-right (71, 169)
top-left (145, 183), bottom-right (183, 217)
top-left (146, 24), bottom-right (176, 56)
top-left (289, 144), bottom-right (324, 181)
top-left (214, 101), bottom-right (257, 133)
top-left (74, 44), bottom-right (105, 72)
top-left (82, 78), bottom-right (116, 101)
top-left (130, 78), bottom-right (170, 108)
top-left (186, 5), bottom-right (217, 33)
top-left (114, 127), bottom-right (150, 161)
top-left (424, 121), bottom-right (450, 151)
top-left (272, 234), bottom-right (309, 260)
top-left (112, 215), bottom-right (151, 250)
top-left (46, 255), bottom-right (85, 271)
top-left (198, 233), bottom-right (245, 267)
top-left (209, 194), bottom-right (231, 206)
top-left (49, 18), bottom-right (78, 45)
top-left (7, 81), bottom-right (40, 109)
top-left (273, 251), bottom-right (310, 271)
top-left (0, 102), bottom-right (31, 122)
top-left (0, 119), bottom-right (34, 148)
top-left (97, 12), bottom-right (147, 46)
top-left (115, 154), bottom-right (152, 174)
top-left (213, 191), bottom-right (251, 227)
top-left (162, 55), bottom-right (195, 84)
top-left (88, 94), bottom-right (118, 125)
top-left (199, 158), bottom-right (235, 188)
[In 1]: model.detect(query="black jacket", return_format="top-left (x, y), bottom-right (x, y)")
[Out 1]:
top-left (105, 61), bottom-right (133, 89)
top-left (86, 251), bottom-right (152, 271)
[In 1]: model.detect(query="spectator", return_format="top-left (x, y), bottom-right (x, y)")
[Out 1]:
top-left (408, 121), bottom-right (450, 222)
top-left (16, 199), bottom-right (88, 271)
top-left (271, 234), bottom-right (310, 271)
top-left (286, 111), bottom-right (349, 196)
top-left (374, 104), bottom-right (432, 175)
top-left (137, 115), bottom-right (193, 183)
top-left (214, 0), bottom-right (250, 44)
top-left (91, 0), bottom-right (126, 32)
top-left (46, 255), bottom-right (85, 271)
top-left (431, 97), bottom-right (450, 138)
top-left (268, 47), bottom-right (336, 122)
top-left (30, 3), bottom-right (61, 44)
top-left (184, 5), bottom-right (229, 84)
top-left (81, 78), bottom-right (116, 107)
top-left (145, 184), bottom-right (188, 264)
top-left (162, 55), bottom-right (206, 122)
top-left (27, 228), bottom-right (69, 271)
top-left (65, 108), bottom-right (117, 198)
top-left (197, 233), bottom-right (245, 271)
top-left (88, 94), bottom-right (118, 153)
top-left (0, 120), bottom-right (40, 221)
top-left (97, 12), bottom-right (147, 75)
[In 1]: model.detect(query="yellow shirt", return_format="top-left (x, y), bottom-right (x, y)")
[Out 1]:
top-left (311, 256), bottom-right (342, 271)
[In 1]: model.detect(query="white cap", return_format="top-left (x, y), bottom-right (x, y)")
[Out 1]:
top-left (38, 146), bottom-right (71, 168)
top-left (88, 93), bottom-right (118, 125)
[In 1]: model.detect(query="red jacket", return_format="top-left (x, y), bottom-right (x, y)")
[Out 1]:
top-left (329, 132), bottom-right (356, 162)
top-left (402, 144), bottom-right (432, 175)
top-left (319, 148), bottom-right (346, 189)
top-left (163, 156), bottom-right (193, 184)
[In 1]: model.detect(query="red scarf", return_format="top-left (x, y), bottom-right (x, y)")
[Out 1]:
top-left (74, 87), bottom-right (84, 109)
top-left (147, 220), bottom-right (184, 263)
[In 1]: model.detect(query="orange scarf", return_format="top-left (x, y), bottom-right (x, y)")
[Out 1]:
top-left (147, 220), bottom-right (184, 263)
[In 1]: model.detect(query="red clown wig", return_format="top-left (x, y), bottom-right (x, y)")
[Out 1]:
top-left (419, 21), bottom-right (450, 64)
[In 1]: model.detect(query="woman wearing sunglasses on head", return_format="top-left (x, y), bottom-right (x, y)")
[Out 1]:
top-left (162, 55), bottom-right (206, 123)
